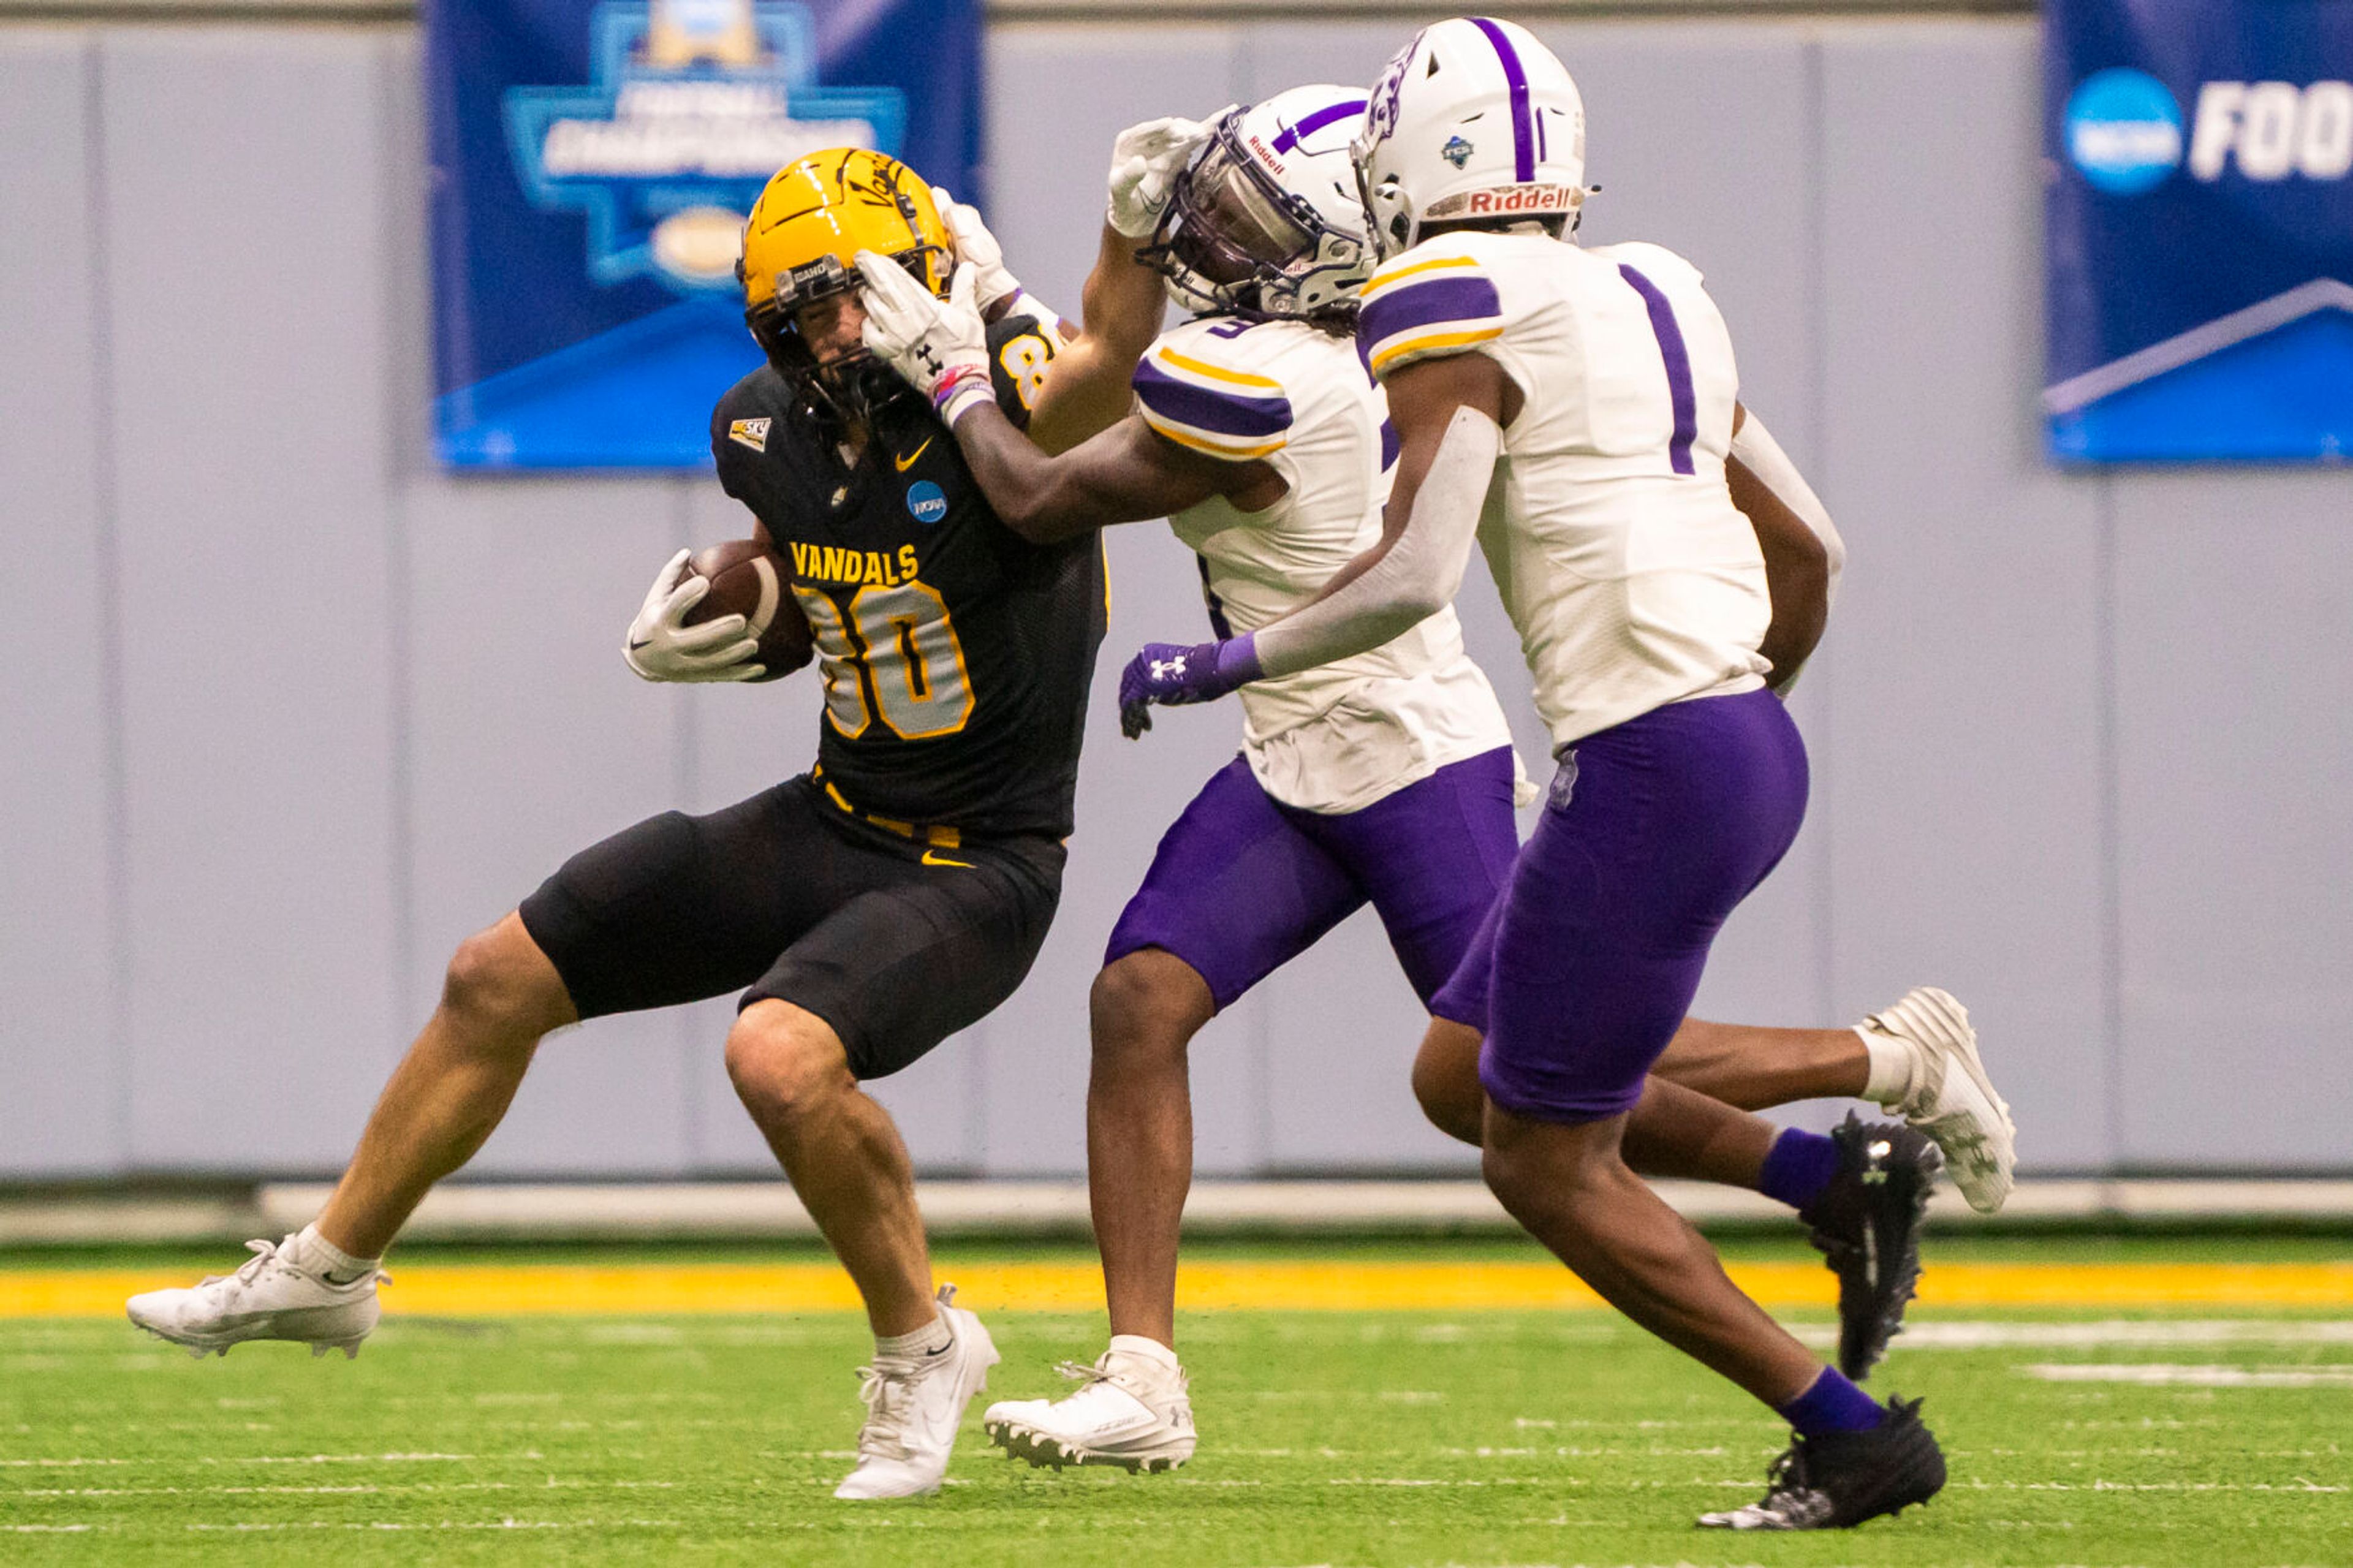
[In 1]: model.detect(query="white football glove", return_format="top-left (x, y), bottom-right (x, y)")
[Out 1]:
top-left (856, 254), bottom-right (994, 425)
top-left (1106, 113), bottom-right (1218, 239)
top-left (623, 548), bottom-right (764, 683)
top-left (930, 185), bottom-right (1021, 314)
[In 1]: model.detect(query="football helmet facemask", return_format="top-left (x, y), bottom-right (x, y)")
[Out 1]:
top-left (1140, 85), bottom-right (1373, 325)
top-left (739, 148), bottom-right (952, 427)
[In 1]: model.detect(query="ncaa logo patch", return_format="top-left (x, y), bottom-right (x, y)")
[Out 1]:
top-left (1442, 135), bottom-right (1474, 169)
top-left (905, 480), bottom-right (949, 524)
top-left (2066, 68), bottom-right (2185, 194)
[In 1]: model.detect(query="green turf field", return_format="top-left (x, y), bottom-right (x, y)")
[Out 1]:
top-left (6, 1237), bottom-right (2349, 1567)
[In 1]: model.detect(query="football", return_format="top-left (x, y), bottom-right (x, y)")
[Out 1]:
top-left (681, 539), bottom-right (814, 681)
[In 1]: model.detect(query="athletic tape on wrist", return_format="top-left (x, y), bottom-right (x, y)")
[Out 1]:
top-left (934, 367), bottom-right (993, 426)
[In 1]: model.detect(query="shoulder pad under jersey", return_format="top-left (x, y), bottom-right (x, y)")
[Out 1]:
top-left (1355, 241), bottom-right (1504, 382)
top-left (1131, 318), bottom-right (1297, 463)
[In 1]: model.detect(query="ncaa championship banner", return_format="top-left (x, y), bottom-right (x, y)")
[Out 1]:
top-left (2046, 0), bottom-right (2353, 462)
top-left (428, 0), bottom-right (980, 469)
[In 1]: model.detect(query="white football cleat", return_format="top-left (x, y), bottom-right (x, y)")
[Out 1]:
top-left (125, 1236), bottom-right (384, 1359)
top-left (982, 1343), bottom-right (1197, 1473)
top-left (833, 1285), bottom-right (1000, 1501)
top-left (1861, 987), bottom-right (2018, 1214)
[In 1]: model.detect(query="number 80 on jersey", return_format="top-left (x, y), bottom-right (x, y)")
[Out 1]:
top-left (792, 582), bottom-right (976, 741)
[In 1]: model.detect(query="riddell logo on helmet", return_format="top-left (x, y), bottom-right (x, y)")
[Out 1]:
top-left (1428, 184), bottom-right (1579, 218)
top-left (1246, 133), bottom-right (1287, 172)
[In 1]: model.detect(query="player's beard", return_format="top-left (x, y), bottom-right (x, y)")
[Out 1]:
top-left (806, 346), bottom-right (915, 436)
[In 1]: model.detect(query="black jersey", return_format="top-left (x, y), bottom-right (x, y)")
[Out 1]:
top-left (710, 317), bottom-right (1107, 839)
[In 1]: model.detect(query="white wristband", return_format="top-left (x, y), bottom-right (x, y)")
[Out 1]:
top-left (935, 369), bottom-right (995, 427)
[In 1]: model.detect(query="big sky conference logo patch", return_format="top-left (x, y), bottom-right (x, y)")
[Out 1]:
top-left (2067, 66), bottom-right (2353, 194)
top-left (504, 0), bottom-right (908, 293)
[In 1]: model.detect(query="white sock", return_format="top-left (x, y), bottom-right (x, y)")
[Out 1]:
top-left (875, 1314), bottom-right (952, 1360)
top-left (291, 1224), bottom-right (379, 1286)
top-left (1858, 1024), bottom-right (1917, 1107)
top-left (1108, 1334), bottom-right (1181, 1373)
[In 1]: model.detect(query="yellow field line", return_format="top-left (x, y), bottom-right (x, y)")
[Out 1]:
top-left (7, 1261), bottom-right (2353, 1319)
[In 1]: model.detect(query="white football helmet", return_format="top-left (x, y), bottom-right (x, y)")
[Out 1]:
top-left (1143, 83), bottom-right (1374, 321)
top-left (1352, 17), bottom-right (1590, 260)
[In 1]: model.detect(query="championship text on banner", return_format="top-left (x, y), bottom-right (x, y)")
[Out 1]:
top-left (2045, 0), bottom-right (2353, 463)
top-left (428, 0), bottom-right (979, 469)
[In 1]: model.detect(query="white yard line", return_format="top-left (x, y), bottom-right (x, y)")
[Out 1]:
top-left (184, 1518), bottom-right (683, 1532)
top-left (1893, 1319), bottom-right (2353, 1349)
top-left (7, 1480), bottom-right (677, 1498)
top-left (2020, 1362), bottom-right (2353, 1388)
top-left (1, 1452), bottom-right (499, 1468)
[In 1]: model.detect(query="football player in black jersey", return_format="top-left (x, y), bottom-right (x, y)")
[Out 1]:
top-left (121, 148), bottom-right (1154, 1502)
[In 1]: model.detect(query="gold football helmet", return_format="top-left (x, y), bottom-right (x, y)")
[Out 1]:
top-left (739, 148), bottom-right (951, 418)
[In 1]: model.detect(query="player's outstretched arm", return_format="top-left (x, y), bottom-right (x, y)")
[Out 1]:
top-left (855, 251), bottom-right (1273, 543)
top-left (1726, 404), bottom-right (1843, 692)
top-left (1021, 221), bottom-right (1172, 456)
top-left (1021, 114), bottom-right (1211, 455)
top-left (1247, 350), bottom-right (1507, 675)
top-left (1109, 350), bottom-right (1507, 738)
top-left (950, 409), bottom-right (1264, 544)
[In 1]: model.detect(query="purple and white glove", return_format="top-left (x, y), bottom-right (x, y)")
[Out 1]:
top-left (1117, 634), bottom-right (1262, 738)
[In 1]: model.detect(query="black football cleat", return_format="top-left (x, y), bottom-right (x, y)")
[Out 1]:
top-left (1798, 1111), bottom-right (1942, 1379)
top-left (1699, 1396), bottom-right (1947, 1530)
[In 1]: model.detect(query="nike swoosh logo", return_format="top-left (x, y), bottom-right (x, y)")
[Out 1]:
top-left (922, 850), bottom-right (973, 868)
top-left (924, 1343), bottom-right (952, 1356)
top-left (895, 439), bottom-right (933, 472)
top-left (629, 638), bottom-right (651, 650)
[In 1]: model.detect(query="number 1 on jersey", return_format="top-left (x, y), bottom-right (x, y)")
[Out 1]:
top-left (1616, 263), bottom-right (1698, 476)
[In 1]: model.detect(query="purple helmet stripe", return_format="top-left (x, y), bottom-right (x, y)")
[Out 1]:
top-left (1617, 264), bottom-right (1699, 477)
top-left (1468, 17), bottom-right (1536, 182)
top-left (1270, 97), bottom-right (1370, 156)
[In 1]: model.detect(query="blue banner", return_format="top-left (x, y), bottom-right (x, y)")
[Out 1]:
top-left (428, 0), bottom-right (980, 469)
top-left (2045, 0), bottom-right (2353, 463)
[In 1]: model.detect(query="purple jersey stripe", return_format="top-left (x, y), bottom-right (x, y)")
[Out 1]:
top-left (1359, 273), bottom-right (1505, 362)
top-left (1195, 555), bottom-right (1235, 639)
top-left (1469, 17), bottom-right (1536, 182)
top-left (1134, 359), bottom-right (1293, 442)
top-left (1271, 97), bottom-right (1368, 156)
top-left (1616, 263), bottom-right (1698, 476)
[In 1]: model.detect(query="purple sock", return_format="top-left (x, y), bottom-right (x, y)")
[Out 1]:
top-left (1756, 1127), bottom-right (1841, 1210)
top-left (1778, 1368), bottom-right (1887, 1436)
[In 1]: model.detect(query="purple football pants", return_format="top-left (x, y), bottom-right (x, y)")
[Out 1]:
top-left (1431, 688), bottom-right (1809, 1125)
top-left (1105, 748), bottom-right (1521, 1010)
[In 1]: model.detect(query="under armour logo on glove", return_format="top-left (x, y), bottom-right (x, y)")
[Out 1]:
top-left (1117, 635), bottom-right (1262, 738)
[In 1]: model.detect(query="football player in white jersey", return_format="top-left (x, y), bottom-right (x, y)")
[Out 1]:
top-left (860, 79), bottom-right (2008, 1483)
top-left (1112, 21), bottom-right (1953, 1529)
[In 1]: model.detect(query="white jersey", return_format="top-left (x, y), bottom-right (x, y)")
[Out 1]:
top-left (1131, 315), bottom-right (1517, 814)
top-left (1356, 230), bottom-right (1771, 750)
